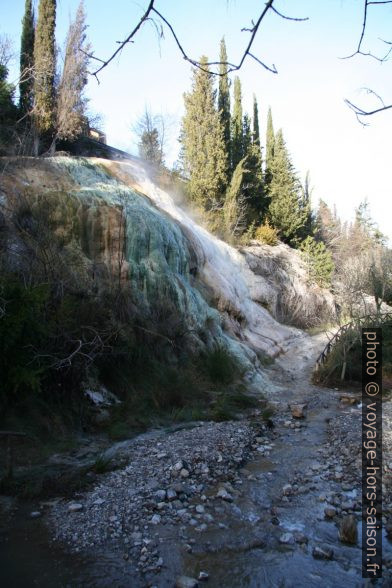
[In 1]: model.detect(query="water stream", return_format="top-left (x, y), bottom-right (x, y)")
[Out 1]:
top-left (1, 334), bottom-right (390, 587)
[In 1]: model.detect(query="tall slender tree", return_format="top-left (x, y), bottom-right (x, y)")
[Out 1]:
top-left (57, 1), bottom-right (89, 142)
top-left (218, 38), bottom-right (231, 169)
top-left (231, 76), bottom-right (244, 171)
top-left (180, 56), bottom-right (227, 209)
top-left (33, 0), bottom-right (56, 149)
top-left (19, 0), bottom-right (35, 114)
top-left (252, 95), bottom-right (260, 147)
top-left (298, 171), bottom-right (314, 240)
top-left (268, 129), bottom-right (307, 246)
top-left (265, 107), bottom-right (275, 187)
top-left (242, 113), bottom-right (252, 156)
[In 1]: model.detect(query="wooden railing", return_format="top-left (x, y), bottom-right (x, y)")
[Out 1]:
top-left (315, 312), bottom-right (392, 372)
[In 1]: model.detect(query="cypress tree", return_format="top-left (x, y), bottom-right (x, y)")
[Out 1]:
top-left (181, 56), bottom-right (227, 209)
top-left (265, 107), bottom-right (275, 186)
top-left (299, 171), bottom-right (314, 240)
top-left (245, 146), bottom-right (266, 224)
top-left (33, 0), bottom-right (56, 147)
top-left (224, 158), bottom-right (248, 236)
top-left (231, 76), bottom-right (244, 171)
top-left (19, 0), bottom-right (35, 114)
top-left (268, 129), bottom-right (307, 246)
top-left (252, 95), bottom-right (260, 147)
top-left (242, 113), bottom-right (252, 156)
top-left (218, 38), bottom-right (231, 169)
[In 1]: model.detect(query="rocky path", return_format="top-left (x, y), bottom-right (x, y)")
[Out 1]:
top-left (1, 333), bottom-right (392, 587)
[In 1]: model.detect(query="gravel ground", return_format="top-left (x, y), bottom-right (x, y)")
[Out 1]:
top-left (49, 420), bottom-right (269, 575)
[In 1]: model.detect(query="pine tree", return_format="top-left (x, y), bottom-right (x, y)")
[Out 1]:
top-left (218, 38), bottom-right (231, 169)
top-left (180, 56), bottom-right (227, 209)
top-left (33, 0), bottom-right (56, 147)
top-left (57, 1), bottom-right (89, 142)
top-left (19, 0), bottom-right (35, 114)
top-left (231, 76), bottom-right (244, 171)
top-left (300, 236), bottom-right (334, 288)
top-left (265, 107), bottom-right (275, 186)
top-left (267, 129), bottom-right (307, 246)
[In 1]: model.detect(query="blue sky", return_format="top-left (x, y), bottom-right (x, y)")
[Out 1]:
top-left (3, 0), bottom-right (392, 241)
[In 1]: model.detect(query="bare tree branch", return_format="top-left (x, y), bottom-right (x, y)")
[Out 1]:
top-left (90, 0), bottom-right (308, 79)
top-left (342, 0), bottom-right (392, 118)
top-left (92, 0), bottom-right (155, 77)
top-left (270, 6), bottom-right (309, 21)
top-left (345, 97), bottom-right (392, 125)
top-left (341, 0), bottom-right (369, 59)
top-left (341, 0), bottom-right (392, 61)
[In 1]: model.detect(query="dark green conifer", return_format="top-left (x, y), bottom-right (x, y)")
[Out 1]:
top-left (298, 171), bottom-right (314, 240)
top-left (33, 0), bottom-right (56, 147)
top-left (0, 64), bottom-right (18, 154)
top-left (180, 56), bottom-right (228, 209)
top-left (252, 95), bottom-right (260, 147)
top-left (268, 129), bottom-right (307, 246)
top-left (265, 107), bottom-right (275, 186)
top-left (218, 38), bottom-right (231, 169)
top-left (242, 113), bottom-right (252, 156)
top-left (231, 76), bottom-right (244, 171)
top-left (19, 0), bottom-right (35, 114)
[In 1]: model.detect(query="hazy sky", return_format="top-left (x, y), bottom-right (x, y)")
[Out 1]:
top-left (3, 0), bottom-right (392, 241)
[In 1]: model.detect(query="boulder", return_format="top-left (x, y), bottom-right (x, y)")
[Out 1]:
top-left (175, 576), bottom-right (199, 588)
top-left (339, 515), bottom-right (358, 544)
top-left (312, 545), bottom-right (334, 560)
top-left (290, 404), bottom-right (307, 419)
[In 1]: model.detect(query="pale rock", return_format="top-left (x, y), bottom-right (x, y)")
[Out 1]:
top-left (68, 503), bottom-right (83, 512)
top-left (312, 546), bottom-right (334, 560)
top-left (339, 515), bottom-right (358, 544)
top-left (290, 404), bottom-right (307, 419)
top-left (175, 577), bottom-right (199, 588)
top-left (279, 532), bottom-right (294, 544)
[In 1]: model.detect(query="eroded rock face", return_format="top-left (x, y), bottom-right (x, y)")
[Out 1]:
top-left (0, 156), bottom-right (309, 389)
top-left (243, 243), bottom-right (337, 328)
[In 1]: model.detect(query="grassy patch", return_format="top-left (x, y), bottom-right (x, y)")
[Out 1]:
top-left (91, 454), bottom-right (113, 474)
top-left (202, 344), bottom-right (241, 384)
